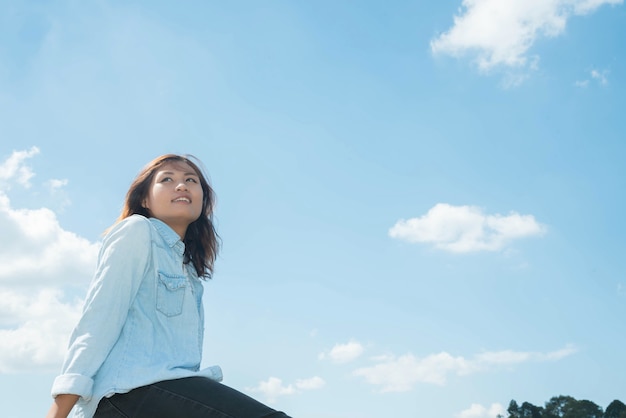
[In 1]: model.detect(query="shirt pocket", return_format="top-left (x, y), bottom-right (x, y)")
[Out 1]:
top-left (156, 271), bottom-right (187, 317)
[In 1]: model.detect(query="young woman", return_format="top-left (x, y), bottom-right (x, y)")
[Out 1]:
top-left (47, 154), bottom-right (291, 418)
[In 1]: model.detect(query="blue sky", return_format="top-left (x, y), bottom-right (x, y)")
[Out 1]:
top-left (1, 1), bottom-right (625, 417)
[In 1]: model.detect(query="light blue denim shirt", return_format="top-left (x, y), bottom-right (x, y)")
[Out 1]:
top-left (51, 215), bottom-right (222, 418)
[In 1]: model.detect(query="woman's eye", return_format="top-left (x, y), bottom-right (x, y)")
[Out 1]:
top-left (186, 178), bottom-right (198, 183)
top-left (160, 177), bottom-right (172, 182)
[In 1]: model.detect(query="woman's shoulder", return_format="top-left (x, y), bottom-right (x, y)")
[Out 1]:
top-left (104, 214), bottom-right (153, 241)
top-left (122, 214), bottom-right (152, 227)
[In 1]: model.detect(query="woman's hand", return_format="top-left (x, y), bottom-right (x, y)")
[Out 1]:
top-left (45, 394), bottom-right (79, 418)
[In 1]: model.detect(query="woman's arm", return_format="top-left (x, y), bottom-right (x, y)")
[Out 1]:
top-left (51, 216), bottom-right (153, 404)
top-left (45, 394), bottom-right (79, 418)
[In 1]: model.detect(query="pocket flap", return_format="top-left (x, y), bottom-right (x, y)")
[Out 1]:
top-left (158, 272), bottom-right (187, 290)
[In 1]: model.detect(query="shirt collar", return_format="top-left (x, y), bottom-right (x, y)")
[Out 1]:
top-left (149, 217), bottom-right (185, 256)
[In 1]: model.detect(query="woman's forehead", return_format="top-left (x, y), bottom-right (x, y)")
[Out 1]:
top-left (156, 161), bottom-right (198, 175)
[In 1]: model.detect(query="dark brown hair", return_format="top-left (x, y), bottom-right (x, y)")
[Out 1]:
top-left (111, 154), bottom-right (219, 278)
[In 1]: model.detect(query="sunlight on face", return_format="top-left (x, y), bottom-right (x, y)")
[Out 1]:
top-left (143, 162), bottom-right (203, 237)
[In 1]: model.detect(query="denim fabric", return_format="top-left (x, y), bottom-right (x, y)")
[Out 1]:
top-left (94, 377), bottom-right (291, 418)
top-left (51, 215), bottom-right (222, 418)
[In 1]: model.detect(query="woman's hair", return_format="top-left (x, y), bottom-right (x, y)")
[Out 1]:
top-left (111, 154), bottom-right (220, 279)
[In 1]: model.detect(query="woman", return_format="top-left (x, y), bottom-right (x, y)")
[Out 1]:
top-left (47, 154), bottom-right (291, 418)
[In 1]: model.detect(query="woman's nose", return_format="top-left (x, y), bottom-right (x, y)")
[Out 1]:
top-left (175, 182), bottom-right (188, 191)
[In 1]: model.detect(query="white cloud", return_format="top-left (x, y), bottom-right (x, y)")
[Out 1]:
top-left (353, 352), bottom-right (472, 391)
top-left (431, 0), bottom-right (623, 72)
top-left (0, 146), bottom-right (40, 188)
top-left (389, 203), bottom-right (546, 253)
top-left (0, 288), bottom-right (82, 373)
top-left (319, 340), bottom-right (364, 364)
top-left (543, 344), bottom-right (578, 360)
top-left (475, 344), bottom-right (577, 365)
top-left (0, 149), bottom-right (98, 285)
top-left (458, 403), bottom-right (506, 418)
top-left (0, 195), bottom-right (99, 285)
top-left (295, 376), bottom-right (326, 390)
top-left (248, 376), bottom-right (325, 403)
top-left (0, 149), bottom-right (99, 373)
top-left (45, 178), bottom-right (68, 191)
top-left (249, 377), bottom-right (296, 403)
top-left (353, 345), bottom-right (576, 392)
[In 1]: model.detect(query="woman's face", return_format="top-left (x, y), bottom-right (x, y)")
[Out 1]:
top-left (143, 161), bottom-right (204, 238)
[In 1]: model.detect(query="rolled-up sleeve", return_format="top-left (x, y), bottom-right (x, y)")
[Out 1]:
top-left (51, 373), bottom-right (93, 399)
top-left (51, 216), bottom-right (152, 400)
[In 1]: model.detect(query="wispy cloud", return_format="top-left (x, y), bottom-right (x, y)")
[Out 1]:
top-left (575, 79), bottom-right (590, 88)
top-left (575, 68), bottom-right (610, 87)
top-left (591, 69), bottom-right (609, 85)
top-left (44, 178), bottom-right (71, 211)
top-left (353, 345), bottom-right (576, 392)
top-left (431, 0), bottom-right (623, 75)
top-left (247, 376), bottom-right (325, 403)
top-left (0, 149), bottom-right (98, 373)
top-left (389, 203), bottom-right (546, 253)
top-left (319, 340), bottom-right (365, 364)
top-left (458, 403), bottom-right (506, 418)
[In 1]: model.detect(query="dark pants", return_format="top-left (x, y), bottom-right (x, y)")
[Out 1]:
top-left (94, 377), bottom-right (291, 418)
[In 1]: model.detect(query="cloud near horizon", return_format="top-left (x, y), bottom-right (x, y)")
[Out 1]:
top-left (431, 0), bottom-right (623, 72)
top-left (247, 376), bottom-right (325, 403)
top-left (389, 203), bottom-right (546, 253)
top-left (457, 403), bottom-right (506, 418)
top-left (353, 345), bottom-right (576, 392)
